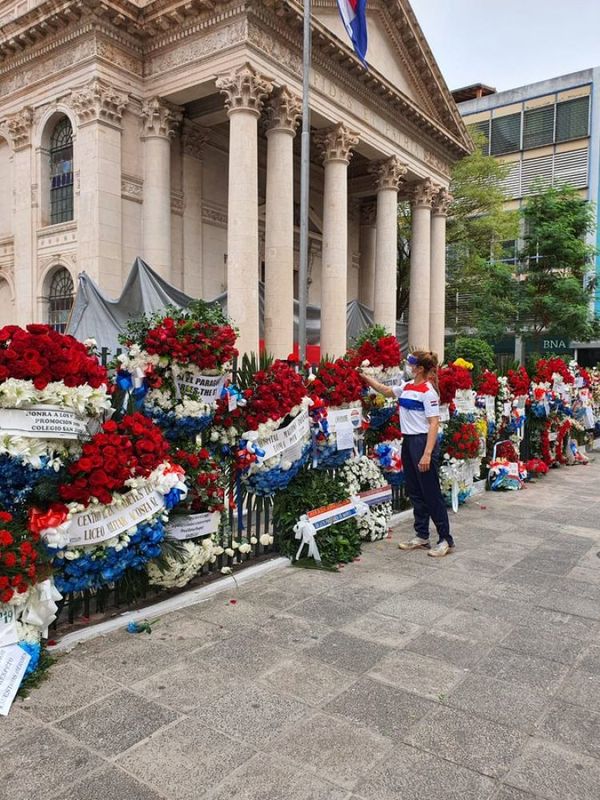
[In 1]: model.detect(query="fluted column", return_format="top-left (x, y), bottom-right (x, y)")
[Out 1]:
top-left (182, 120), bottom-right (209, 298)
top-left (70, 79), bottom-right (128, 295)
top-left (358, 202), bottom-right (377, 309)
top-left (430, 187), bottom-right (451, 360)
top-left (264, 87), bottom-right (301, 358)
top-left (141, 97), bottom-right (182, 281)
top-left (4, 108), bottom-right (34, 324)
top-left (316, 123), bottom-right (359, 358)
top-left (408, 178), bottom-right (434, 349)
top-left (370, 156), bottom-right (407, 334)
top-left (217, 64), bottom-right (273, 355)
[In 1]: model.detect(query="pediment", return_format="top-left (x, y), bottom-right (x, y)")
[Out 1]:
top-left (313, 0), bottom-right (470, 151)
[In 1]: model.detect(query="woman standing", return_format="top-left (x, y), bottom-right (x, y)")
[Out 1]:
top-left (360, 350), bottom-right (454, 557)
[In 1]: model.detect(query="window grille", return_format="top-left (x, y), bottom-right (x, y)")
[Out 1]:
top-left (555, 96), bottom-right (590, 142)
top-left (554, 147), bottom-right (589, 189)
top-left (468, 120), bottom-right (490, 154)
top-left (49, 118), bottom-right (74, 225)
top-left (47, 268), bottom-right (74, 333)
top-left (490, 113), bottom-right (521, 155)
top-left (523, 105), bottom-right (554, 150)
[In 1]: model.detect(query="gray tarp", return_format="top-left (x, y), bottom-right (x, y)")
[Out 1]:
top-left (67, 258), bottom-right (408, 355)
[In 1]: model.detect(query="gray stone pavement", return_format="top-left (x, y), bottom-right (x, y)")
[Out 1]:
top-left (3, 459), bottom-right (600, 800)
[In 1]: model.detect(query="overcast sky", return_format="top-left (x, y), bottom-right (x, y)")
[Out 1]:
top-left (409, 0), bottom-right (600, 92)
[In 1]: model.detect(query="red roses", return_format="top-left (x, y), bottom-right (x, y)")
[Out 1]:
top-left (437, 364), bottom-right (473, 406)
top-left (534, 357), bottom-right (574, 385)
top-left (447, 422), bottom-right (481, 460)
top-left (0, 509), bottom-right (46, 604)
top-left (144, 317), bottom-right (238, 371)
top-left (0, 325), bottom-right (107, 390)
top-left (348, 335), bottom-right (401, 369)
top-left (477, 370), bottom-right (500, 397)
top-left (307, 359), bottom-right (363, 407)
top-left (507, 366), bottom-right (530, 396)
top-left (59, 414), bottom-right (170, 506)
top-left (171, 448), bottom-right (225, 514)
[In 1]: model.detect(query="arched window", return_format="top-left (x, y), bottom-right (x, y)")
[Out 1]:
top-left (49, 118), bottom-right (74, 225)
top-left (47, 268), bottom-right (74, 332)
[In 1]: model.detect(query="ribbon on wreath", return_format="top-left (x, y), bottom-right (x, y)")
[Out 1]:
top-left (20, 579), bottom-right (63, 636)
top-left (117, 367), bottom-right (148, 411)
top-left (294, 515), bottom-right (321, 562)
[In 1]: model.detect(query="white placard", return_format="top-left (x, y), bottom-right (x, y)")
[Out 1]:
top-left (0, 645), bottom-right (30, 716)
top-left (503, 402), bottom-right (512, 417)
top-left (379, 372), bottom-right (403, 387)
top-left (327, 406), bottom-right (362, 432)
top-left (454, 390), bottom-right (476, 414)
top-left (258, 408), bottom-right (310, 460)
top-left (515, 396), bottom-right (527, 411)
top-left (0, 406), bottom-right (90, 440)
top-left (167, 511), bottom-right (220, 541)
top-left (485, 396), bottom-right (496, 422)
top-left (439, 404), bottom-right (450, 422)
top-left (227, 391), bottom-right (238, 412)
top-left (67, 485), bottom-right (166, 546)
top-left (175, 372), bottom-right (225, 403)
top-left (335, 422), bottom-right (355, 451)
top-left (576, 376), bottom-right (584, 388)
top-left (0, 606), bottom-right (18, 649)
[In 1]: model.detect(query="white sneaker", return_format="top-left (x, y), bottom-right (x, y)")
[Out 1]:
top-left (398, 537), bottom-right (430, 550)
top-left (427, 541), bottom-right (452, 558)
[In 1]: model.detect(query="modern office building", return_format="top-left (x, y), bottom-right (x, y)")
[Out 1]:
top-left (455, 68), bottom-right (600, 364)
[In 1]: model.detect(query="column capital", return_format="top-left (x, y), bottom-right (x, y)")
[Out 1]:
top-left (2, 107), bottom-right (33, 150)
top-left (69, 79), bottom-right (129, 128)
top-left (182, 119), bottom-right (210, 159)
top-left (432, 186), bottom-right (452, 216)
top-left (315, 123), bottom-right (359, 165)
top-left (360, 200), bottom-right (377, 226)
top-left (141, 97), bottom-right (183, 139)
top-left (410, 178), bottom-right (435, 208)
top-left (265, 86), bottom-right (301, 135)
top-left (216, 63), bottom-right (273, 118)
top-left (370, 155), bottom-right (408, 192)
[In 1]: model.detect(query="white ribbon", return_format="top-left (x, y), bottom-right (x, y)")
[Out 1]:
top-left (350, 496), bottom-right (370, 518)
top-left (20, 579), bottom-right (62, 637)
top-left (293, 515), bottom-right (321, 562)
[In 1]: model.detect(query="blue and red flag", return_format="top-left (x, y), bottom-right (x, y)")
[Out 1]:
top-left (336, 0), bottom-right (368, 64)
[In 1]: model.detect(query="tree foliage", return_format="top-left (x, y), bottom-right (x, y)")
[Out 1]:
top-left (519, 185), bottom-right (598, 339)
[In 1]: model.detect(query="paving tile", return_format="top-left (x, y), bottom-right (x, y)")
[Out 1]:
top-left (151, 611), bottom-right (232, 652)
top-left (373, 595), bottom-right (449, 625)
top-left (323, 582), bottom-right (391, 610)
top-left (522, 606), bottom-right (598, 641)
top-left (556, 669), bottom-right (600, 715)
top-left (276, 711), bottom-right (393, 790)
top-left (50, 766), bottom-right (164, 800)
top-left (325, 677), bottom-right (436, 738)
top-left (207, 754), bottom-right (349, 800)
top-left (505, 739), bottom-right (600, 800)
top-left (55, 689), bottom-right (180, 756)
top-left (492, 785), bottom-right (544, 800)
top-left (117, 717), bottom-right (256, 800)
top-left (446, 672), bottom-right (548, 729)
top-left (405, 630), bottom-right (492, 669)
top-left (368, 650), bottom-right (465, 700)
top-left (305, 630), bottom-right (393, 673)
top-left (406, 705), bottom-right (527, 779)
top-left (131, 655), bottom-right (235, 711)
top-left (499, 625), bottom-right (586, 665)
top-left (254, 611), bottom-right (333, 651)
top-left (198, 631), bottom-right (289, 676)
top-left (194, 684), bottom-right (310, 743)
top-left (398, 581), bottom-right (472, 608)
top-left (0, 706), bottom-right (43, 748)
top-left (290, 594), bottom-right (365, 627)
top-left (474, 647), bottom-right (569, 693)
top-left (536, 589), bottom-right (600, 620)
top-left (434, 608), bottom-right (515, 643)
top-left (259, 655), bottom-right (356, 706)
top-left (0, 727), bottom-right (102, 800)
top-left (71, 633), bottom-right (177, 685)
top-left (354, 742), bottom-right (496, 800)
top-left (535, 699), bottom-right (600, 760)
top-left (190, 597), bottom-right (275, 629)
top-left (342, 612), bottom-right (423, 648)
top-left (21, 659), bottom-right (120, 723)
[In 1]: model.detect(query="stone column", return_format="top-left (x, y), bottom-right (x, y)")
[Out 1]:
top-left (315, 123), bottom-right (359, 358)
top-left (408, 178), bottom-right (434, 349)
top-left (370, 156), bottom-right (407, 334)
top-left (70, 79), bottom-right (128, 296)
top-left (141, 97), bottom-right (182, 281)
top-left (430, 187), bottom-right (451, 361)
top-left (181, 120), bottom-right (209, 298)
top-left (358, 202), bottom-right (377, 309)
top-left (264, 87), bottom-right (301, 359)
top-left (5, 108), bottom-right (34, 325)
top-left (216, 64), bottom-right (273, 356)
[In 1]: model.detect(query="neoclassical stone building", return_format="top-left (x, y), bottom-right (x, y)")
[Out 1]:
top-left (0, 0), bottom-right (471, 356)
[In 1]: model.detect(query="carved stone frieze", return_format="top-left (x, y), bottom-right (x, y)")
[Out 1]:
top-left (69, 79), bottom-right (129, 128)
top-left (265, 87), bottom-right (301, 134)
top-left (216, 63), bottom-right (273, 117)
top-left (121, 174), bottom-right (143, 204)
top-left (369, 155), bottom-right (408, 192)
top-left (3, 107), bottom-right (33, 150)
top-left (182, 120), bottom-right (210, 160)
top-left (171, 191), bottom-right (184, 216)
top-left (141, 97), bottom-right (183, 139)
top-left (202, 203), bottom-right (228, 228)
top-left (145, 19), bottom-right (247, 76)
top-left (314, 123), bottom-right (359, 165)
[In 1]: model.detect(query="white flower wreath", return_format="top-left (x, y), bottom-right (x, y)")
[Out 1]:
top-left (340, 456), bottom-right (392, 542)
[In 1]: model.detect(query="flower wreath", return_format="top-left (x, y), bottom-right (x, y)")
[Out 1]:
top-left (348, 329), bottom-right (402, 430)
top-left (340, 456), bottom-right (392, 541)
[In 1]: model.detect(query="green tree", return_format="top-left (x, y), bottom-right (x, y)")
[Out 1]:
top-left (519, 185), bottom-right (598, 340)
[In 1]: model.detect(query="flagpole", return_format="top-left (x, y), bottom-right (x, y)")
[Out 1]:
top-left (298, 0), bottom-right (312, 363)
